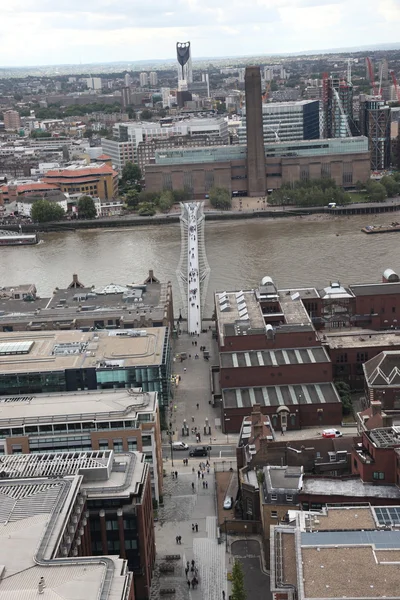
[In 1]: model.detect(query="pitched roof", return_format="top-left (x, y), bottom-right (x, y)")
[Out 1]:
top-left (44, 164), bottom-right (117, 179)
top-left (363, 351), bottom-right (400, 387)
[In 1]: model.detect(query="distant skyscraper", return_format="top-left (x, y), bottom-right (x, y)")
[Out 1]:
top-left (245, 66), bottom-right (266, 197)
top-left (3, 110), bottom-right (21, 130)
top-left (176, 42), bottom-right (193, 84)
top-left (149, 72), bottom-right (158, 87)
top-left (140, 72), bottom-right (149, 87)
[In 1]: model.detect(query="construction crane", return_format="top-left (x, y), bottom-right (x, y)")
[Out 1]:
top-left (390, 71), bottom-right (400, 103)
top-left (262, 81), bottom-right (271, 102)
top-left (366, 57), bottom-right (378, 96)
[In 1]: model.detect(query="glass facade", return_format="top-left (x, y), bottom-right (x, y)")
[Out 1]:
top-left (0, 371), bottom-right (66, 395)
top-left (154, 136), bottom-right (369, 166)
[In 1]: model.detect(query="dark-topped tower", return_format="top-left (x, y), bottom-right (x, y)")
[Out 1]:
top-left (245, 66), bottom-right (266, 197)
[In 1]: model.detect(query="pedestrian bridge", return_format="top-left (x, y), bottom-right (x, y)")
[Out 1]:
top-left (176, 202), bottom-right (210, 334)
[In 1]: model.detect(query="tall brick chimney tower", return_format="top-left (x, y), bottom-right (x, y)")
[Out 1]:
top-left (245, 66), bottom-right (266, 197)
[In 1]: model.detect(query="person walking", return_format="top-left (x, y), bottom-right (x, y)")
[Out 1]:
top-left (176, 535), bottom-right (179, 544)
top-left (192, 524), bottom-right (195, 532)
top-left (187, 580), bottom-right (191, 590)
top-left (192, 482), bottom-right (195, 492)
top-left (185, 566), bottom-right (189, 576)
top-left (196, 403), bottom-right (199, 410)
top-left (195, 523), bottom-right (198, 532)
top-left (205, 481), bottom-right (208, 489)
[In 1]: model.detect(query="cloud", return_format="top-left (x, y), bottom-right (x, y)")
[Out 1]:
top-left (0, 0), bottom-right (399, 66)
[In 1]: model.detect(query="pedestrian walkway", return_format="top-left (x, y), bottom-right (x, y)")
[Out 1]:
top-left (186, 202), bottom-right (201, 335)
top-left (152, 470), bottom-right (228, 600)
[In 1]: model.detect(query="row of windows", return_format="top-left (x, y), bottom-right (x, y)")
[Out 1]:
top-left (0, 419), bottom-right (148, 439)
top-left (336, 352), bottom-right (369, 364)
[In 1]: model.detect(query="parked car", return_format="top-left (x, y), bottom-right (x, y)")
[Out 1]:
top-left (223, 497), bottom-right (233, 510)
top-left (172, 441), bottom-right (189, 451)
top-left (322, 429), bottom-right (342, 438)
top-left (188, 446), bottom-right (209, 457)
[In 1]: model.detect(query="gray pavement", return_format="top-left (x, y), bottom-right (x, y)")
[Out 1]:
top-left (169, 330), bottom-right (236, 446)
top-left (231, 539), bottom-right (271, 600)
top-left (152, 466), bottom-right (228, 600)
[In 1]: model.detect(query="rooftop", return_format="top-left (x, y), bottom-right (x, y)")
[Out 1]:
top-left (220, 346), bottom-right (330, 369)
top-left (321, 329), bottom-right (400, 349)
top-left (222, 382), bottom-right (341, 410)
top-left (0, 388), bottom-right (157, 427)
top-left (264, 465), bottom-right (303, 493)
top-left (301, 476), bottom-right (400, 499)
top-left (367, 426), bottom-right (400, 448)
top-left (0, 475), bottom-right (131, 600)
top-left (363, 351), bottom-right (400, 387)
top-left (304, 506), bottom-right (376, 531)
top-left (215, 290), bottom-right (265, 341)
top-left (350, 281), bottom-right (400, 296)
top-left (0, 328), bottom-right (167, 374)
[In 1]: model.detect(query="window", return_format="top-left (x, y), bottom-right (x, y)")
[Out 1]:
top-left (113, 439), bottom-right (123, 452)
top-left (286, 494), bottom-right (293, 502)
top-left (271, 493), bottom-right (277, 501)
top-left (336, 353), bottom-right (348, 363)
top-left (125, 539), bottom-right (138, 550)
top-left (373, 471), bottom-right (385, 480)
top-left (98, 439), bottom-right (109, 450)
top-left (106, 520), bottom-right (119, 531)
top-left (357, 352), bottom-right (368, 363)
top-left (271, 511), bottom-right (278, 519)
top-left (127, 438), bottom-right (137, 451)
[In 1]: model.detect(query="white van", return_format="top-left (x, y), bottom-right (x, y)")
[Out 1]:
top-left (328, 202), bottom-right (337, 209)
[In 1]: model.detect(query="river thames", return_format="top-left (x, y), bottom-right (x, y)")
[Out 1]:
top-left (0, 213), bottom-right (397, 316)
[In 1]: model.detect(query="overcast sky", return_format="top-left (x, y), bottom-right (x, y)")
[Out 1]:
top-left (1, 0), bottom-right (399, 67)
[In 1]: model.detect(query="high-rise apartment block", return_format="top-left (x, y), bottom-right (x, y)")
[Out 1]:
top-left (245, 66), bottom-right (266, 197)
top-left (359, 96), bottom-right (391, 171)
top-left (149, 71), bottom-right (158, 86)
top-left (139, 72), bottom-right (148, 87)
top-left (3, 109), bottom-right (21, 130)
top-left (85, 77), bottom-right (102, 91)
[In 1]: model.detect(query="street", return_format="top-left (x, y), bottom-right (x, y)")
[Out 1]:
top-left (162, 444), bottom-right (237, 460)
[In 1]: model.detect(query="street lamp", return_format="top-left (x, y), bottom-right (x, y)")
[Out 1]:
top-left (167, 430), bottom-right (174, 467)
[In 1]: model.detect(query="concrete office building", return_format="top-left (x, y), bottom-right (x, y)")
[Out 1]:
top-left (0, 450), bottom-right (155, 599)
top-left (0, 387), bottom-right (163, 500)
top-left (0, 328), bottom-right (172, 407)
top-left (0, 469), bottom-right (135, 600)
top-left (245, 66), bottom-right (266, 196)
top-left (238, 100), bottom-right (320, 144)
top-left (176, 41), bottom-right (193, 84)
top-left (0, 272), bottom-right (174, 333)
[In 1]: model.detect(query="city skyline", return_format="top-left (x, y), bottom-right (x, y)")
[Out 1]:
top-left (1, 0), bottom-right (399, 67)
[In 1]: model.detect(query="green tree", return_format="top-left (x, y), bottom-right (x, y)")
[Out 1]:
top-left (231, 559), bottom-right (246, 600)
top-left (31, 199), bottom-right (65, 223)
top-left (335, 381), bottom-right (352, 416)
top-left (77, 195), bottom-right (97, 219)
top-left (172, 189), bottom-right (190, 203)
top-left (365, 180), bottom-right (387, 202)
top-left (125, 189), bottom-right (140, 209)
top-left (121, 162), bottom-right (142, 184)
top-left (83, 129), bottom-right (93, 139)
top-left (380, 175), bottom-right (399, 198)
top-left (137, 202), bottom-right (156, 216)
top-left (140, 109), bottom-right (153, 120)
top-left (138, 190), bottom-right (159, 204)
top-left (209, 187), bottom-right (232, 210)
top-left (158, 190), bottom-right (174, 213)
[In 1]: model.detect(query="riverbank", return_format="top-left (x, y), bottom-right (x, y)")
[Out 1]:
top-left (2, 198), bottom-right (400, 233)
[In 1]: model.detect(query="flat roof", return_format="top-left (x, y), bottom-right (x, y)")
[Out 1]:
top-left (304, 506), bottom-right (376, 531)
top-left (301, 477), bottom-right (400, 499)
top-left (0, 476), bottom-right (130, 600)
top-left (350, 281), bottom-right (400, 296)
top-left (265, 466), bottom-right (303, 492)
top-left (321, 329), bottom-right (400, 349)
top-left (215, 290), bottom-right (265, 341)
top-left (220, 346), bottom-right (330, 368)
top-left (222, 383), bottom-right (341, 410)
top-left (0, 328), bottom-right (167, 373)
top-left (0, 388), bottom-right (157, 426)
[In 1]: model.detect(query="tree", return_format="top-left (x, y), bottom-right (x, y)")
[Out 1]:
top-left (140, 109), bottom-right (153, 120)
top-left (31, 199), bottom-right (65, 223)
top-left (209, 187), bottom-right (232, 210)
top-left (335, 381), bottom-right (352, 416)
top-left (231, 559), bottom-right (246, 600)
top-left (380, 175), bottom-right (399, 198)
top-left (365, 180), bottom-right (387, 203)
top-left (172, 189), bottom-right (190, 203)
top-left (78, 195), bottom-right (97, 219)
top-left (138, 202), bottom-right (156, 216)
top-left (157, 191), bottom-right (174, 213)
top-left (125, 190), bottom-right (140, 209)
